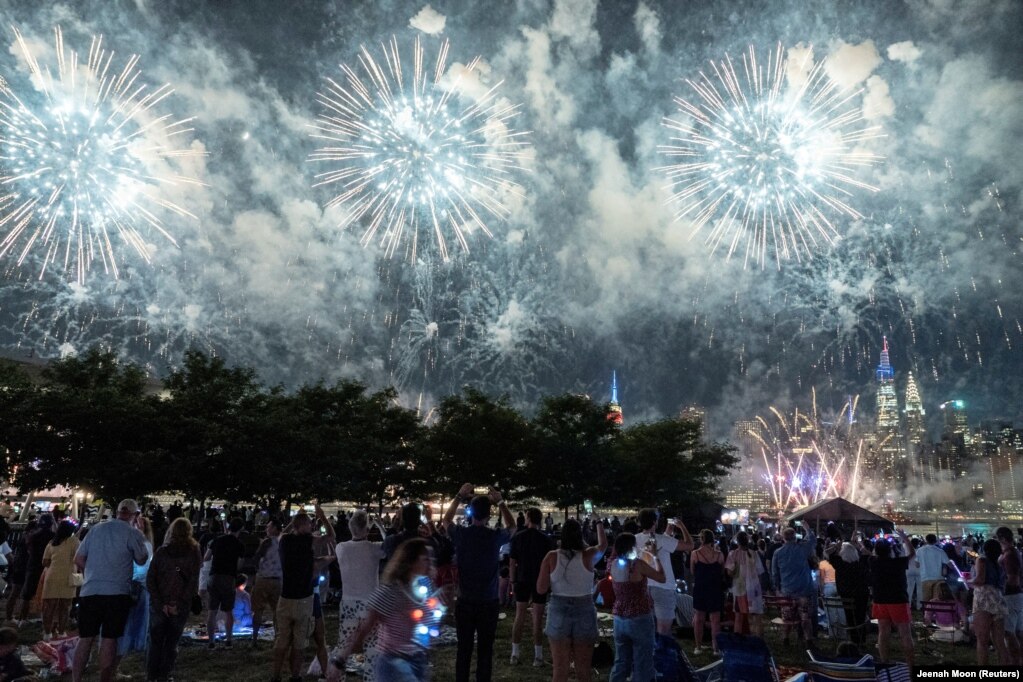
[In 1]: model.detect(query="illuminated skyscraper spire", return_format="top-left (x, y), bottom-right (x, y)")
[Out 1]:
top-left (874, 336), bottom-right (904, 490)
top-left (608, 371), bottom-right (623, 425)
top-left (904, 372), bottom-right (928, 483)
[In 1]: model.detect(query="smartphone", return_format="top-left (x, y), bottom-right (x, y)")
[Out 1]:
top-left (473, 486), bottom-right (488, 497)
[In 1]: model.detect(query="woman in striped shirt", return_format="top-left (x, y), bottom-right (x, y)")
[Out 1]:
top-left (331, 538), bottom-right (439, 682)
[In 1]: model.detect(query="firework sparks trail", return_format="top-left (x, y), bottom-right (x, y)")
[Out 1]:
top-left (309, 36), bottom-right (531, 262)
top-left (657, 43), bottom-right (883, 268)
top-left (0, 27), bottom-right (204, 283)
top-left (750, 393), bottom-right (864, 510)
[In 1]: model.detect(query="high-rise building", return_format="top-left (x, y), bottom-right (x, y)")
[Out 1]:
top-left (733, 419), bottom-right (765, 460)
top-left (940, 399), bottom-right (971, 446)
top-left (874, 337), bottom-right (905, 489)
top-left (680, 404), bottom-right (707, 429)
top-left (903, 372), bottom-right (929, 484)
top-left (607, 370), bottom-right (623, 425)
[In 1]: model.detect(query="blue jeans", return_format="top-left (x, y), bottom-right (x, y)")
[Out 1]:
top-left (375, 651), bottom-right (430, 682)
top-left (147, 606), bottom-right (189, 681)
top-left (611, 612), bottom-right (655, 682)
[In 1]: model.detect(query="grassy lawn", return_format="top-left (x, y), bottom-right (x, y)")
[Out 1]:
top-left (20, 603), bottom-right (981, 680)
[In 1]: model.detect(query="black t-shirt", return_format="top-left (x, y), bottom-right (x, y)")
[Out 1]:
top-left (209, 534), bottom-right (245, 577)
top-left (509, 528), bottom-right (554, 587)
top-left (279, 533), bottom-right (315, 600)
top-left (870, 555), bottom-right (910, 604)
top-left (832, 556), bottom-right (870, 598)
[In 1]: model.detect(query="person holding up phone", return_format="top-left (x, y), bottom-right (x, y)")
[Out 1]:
top-left (444, 483), bottom-right (516, 682)
top-left (635, 508), bottom-right (694, 636)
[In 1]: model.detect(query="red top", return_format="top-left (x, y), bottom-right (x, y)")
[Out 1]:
top-left (612, 560), bottom-right (653, 618)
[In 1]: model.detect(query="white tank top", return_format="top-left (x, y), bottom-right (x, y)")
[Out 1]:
top-left (551, 550), bottom-right (593, 597)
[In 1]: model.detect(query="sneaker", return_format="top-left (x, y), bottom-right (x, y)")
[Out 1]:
top-left (42, 633), bottom-right (51, 642)
top-left (509, 654), bottom-right (520, 665)
top-left (711, 649), bottom-right (721, 657)
top-left (532, 658), bottom-right (544, 668)
top-left (207, 641), bottom-right (216, 651)
top-left (224, 640), bottom-right (233, 649)
top-left (693, 646), bottom-right (703, 655)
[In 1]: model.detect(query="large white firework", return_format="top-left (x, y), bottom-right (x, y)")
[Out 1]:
top-left (658, 44), bottom-right (883, 268)
top-left (0, 27), bottom-right (204, 283)
top-left (309, 36), bottom-right (530, 261)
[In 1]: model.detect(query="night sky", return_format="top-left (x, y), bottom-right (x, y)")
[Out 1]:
top-left (1, 0), bottom-right (1021, 439)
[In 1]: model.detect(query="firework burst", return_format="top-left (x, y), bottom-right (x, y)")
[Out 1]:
top-left (0, 27), bottom-right (204, 283)
top-left (747, 390), bottom-right (865, 510)
top-left (658, 43), bottom-right (883, 268)
top-left (309, 36), bottom-right (530, 261)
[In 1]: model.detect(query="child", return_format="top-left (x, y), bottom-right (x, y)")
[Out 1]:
top-left (0, 627), bottom-right (29, 681)
top-left (925, 582), bottom-right (964, 642)
top-left (231, 574), bottom-right (253, 631)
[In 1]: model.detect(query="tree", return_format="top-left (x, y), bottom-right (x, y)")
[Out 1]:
top-left (345, 386), bottom-right (424, 510)
top-left (0, 360), bottom-right (38, 483)
top-left (161, 350), bottom-right (265, 503)
top-left (527, 393), bottom-right (618, 515)
top-left (7, 348), bottom-right (165, 502)
top-left (426, 387), bottom-right (533, 495)
top-left (608, 417), bottom-right (738, 513)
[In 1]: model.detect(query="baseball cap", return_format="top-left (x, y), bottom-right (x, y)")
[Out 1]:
top-left (118, 499), bottom-right (139, 514)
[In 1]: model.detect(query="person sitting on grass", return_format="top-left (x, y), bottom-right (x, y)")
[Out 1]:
top-left (0, 627), bottom-right (29, 681)
top-left (231, 573), bottom-right (253, 630)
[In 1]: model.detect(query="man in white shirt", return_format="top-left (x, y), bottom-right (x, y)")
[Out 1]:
top-left (916, 533), bottom-right (950, 624)
top-left (635, 508), bottom-right (694, 635)
top-left (72, 499), bottom-right (148, 682)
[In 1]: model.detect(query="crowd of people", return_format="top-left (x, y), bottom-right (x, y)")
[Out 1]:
top-left (0, 493), bottom-right (1019, 681)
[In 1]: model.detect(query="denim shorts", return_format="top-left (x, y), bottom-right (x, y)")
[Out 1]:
top-left (375, 651), bottom-right (429, 682)
top-left (1003, 591), bottom-right (1023, 633)
top-left (545, 595), bottom-right (598, 641)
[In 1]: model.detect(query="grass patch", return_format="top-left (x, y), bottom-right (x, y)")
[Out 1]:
top-left (18, 603), bottom-right (981, 680)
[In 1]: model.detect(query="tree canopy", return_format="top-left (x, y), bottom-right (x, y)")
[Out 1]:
top-left (0, 349), bottom-right (737, 512)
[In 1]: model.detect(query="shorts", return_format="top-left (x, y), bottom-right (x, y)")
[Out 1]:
top-left (922, 579), bottom-right (944, 602)
top-left (275, 596), bottom-right (314, 652)
top-left (375, 651), bottom-right (429, 682)
top-left (649, 587), bottom-right (676, 622)
top-left (872, 602), bottom-right (911, 624)
top-left (514, 583), bottom-right (548, 605)
top-left (78, 594), bottom-right (133, 639)
top-left (251, 576), bottom-right (282, 619)
top-left (973, 585), bottom-right (1007, 619)
top-left (207, 574), bottom-right (237, 612)
top-left (1003, 592), bottom-right (1023, 633)
top-left (545, 595), bottom-right (598, 641)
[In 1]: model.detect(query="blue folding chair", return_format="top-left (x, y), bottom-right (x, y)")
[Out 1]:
top-left (715, 633), bottom-right (781, 682)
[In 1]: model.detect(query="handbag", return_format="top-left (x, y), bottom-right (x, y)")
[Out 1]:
top-left (68, 572), bottom-right (84, 588)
